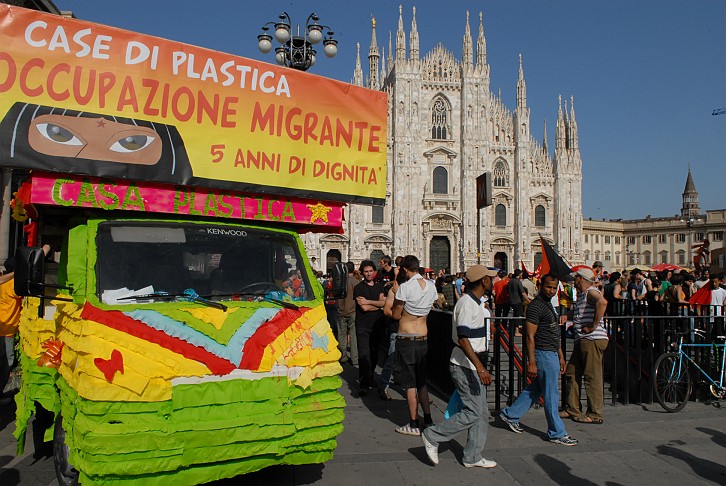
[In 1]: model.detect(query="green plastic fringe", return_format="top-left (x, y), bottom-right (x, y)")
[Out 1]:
top-left (53, 374), bottom-right (344, 485)
top-left (13, 349), bottom-right (61, 454)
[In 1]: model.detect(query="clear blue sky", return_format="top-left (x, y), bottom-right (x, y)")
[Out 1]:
top-left (55, 0), bottom-right (726, 220)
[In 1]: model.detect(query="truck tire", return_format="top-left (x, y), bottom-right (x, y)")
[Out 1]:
top-left (53, 414), bottom-right (79, 486)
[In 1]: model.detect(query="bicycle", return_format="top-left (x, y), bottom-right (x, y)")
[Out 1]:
top-left (653, 329), bottom-right (726, 412)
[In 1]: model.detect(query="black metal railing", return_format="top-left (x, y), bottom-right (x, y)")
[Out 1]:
top-left (425, 302), bottom-right (725, 410)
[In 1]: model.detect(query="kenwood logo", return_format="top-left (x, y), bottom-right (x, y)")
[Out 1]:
top-left (207, 228), bottom-right (247, 237)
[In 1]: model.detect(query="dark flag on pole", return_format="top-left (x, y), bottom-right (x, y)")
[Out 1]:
top-left (538, 237), bottom-right (573, 282)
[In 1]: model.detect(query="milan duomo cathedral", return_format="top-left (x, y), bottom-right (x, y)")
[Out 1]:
top-left (305, 7), bottom-right (584, 274)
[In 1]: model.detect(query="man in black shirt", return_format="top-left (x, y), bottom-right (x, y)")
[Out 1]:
top-left (499, 274), bottom-right (578, 446)
top-left (354, 260), bottom-right (386, 397)
top-left (507, 269), bottom-right (530, 333)
top-left (376, 255), bottom-right (396, 289)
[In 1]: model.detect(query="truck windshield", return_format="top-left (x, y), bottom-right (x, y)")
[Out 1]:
top-left (95, 222), bottom-right (313, 303)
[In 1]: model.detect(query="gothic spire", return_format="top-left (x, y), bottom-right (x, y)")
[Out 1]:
top-left (409, 6), bottom-right (419, 61)
top-left (542, 120), bottom-right (549, 155)
top-left (556, 95), bottom-right (566, 152)
top-left (462, 11), bottom-right (473, 67)
top-left (380, 47), bottom-right (386, 86)
top-left (516, 53), bottom-right (526, 108)
top-left (569, 95), bottom-right (578, 150)
top-left (353, 42), bottom-right (363, 86)
top-left (396, 4), bottom-right (406, 62)
top-left (476, 11), bottom-right (487, 67)
top-left (368, 17), bottom-right (380, 90)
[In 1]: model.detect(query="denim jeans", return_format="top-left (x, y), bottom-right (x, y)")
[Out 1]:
top-left (423, 364), bottom-right (489, 465)
top-left (379, 331), bottom-right (396, 390)
top-left (501, 349), bottom-right (566, 439)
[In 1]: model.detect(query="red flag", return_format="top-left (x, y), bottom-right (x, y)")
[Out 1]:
top-left (688, 280), bottom-right (712, 306)
top-left (539, 237), bottom-right (573, 282)
top-left (521, 260), bottom-right (529, 274)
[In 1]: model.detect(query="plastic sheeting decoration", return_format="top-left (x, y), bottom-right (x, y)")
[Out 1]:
top-left (16, 293), bottom-right (345, 484)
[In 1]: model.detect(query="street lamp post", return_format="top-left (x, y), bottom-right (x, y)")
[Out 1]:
top-left (257, 12), bottom-right (338, 71)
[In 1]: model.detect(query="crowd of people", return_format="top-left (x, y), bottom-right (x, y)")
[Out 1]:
top-left (317, 255), bottom-right (726, 469)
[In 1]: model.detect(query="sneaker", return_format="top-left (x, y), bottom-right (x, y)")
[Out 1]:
top-left (395, 424), bottom-right (421, 436)
top-left (499, 413), bottom-right (523, 434)
top-left (422, 433), bottom-right (439, 465)
top-left (550, 435), bottom-right (578, 446)
top-left (463, 458), bottom-right (497, 468)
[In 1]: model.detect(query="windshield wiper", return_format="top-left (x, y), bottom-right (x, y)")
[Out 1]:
top-left (211, 291), bottom-right (299, 310)
top-left (118, 289), bottom-right (228, 311)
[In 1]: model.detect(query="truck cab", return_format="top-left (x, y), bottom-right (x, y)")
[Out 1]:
top-left (16, 211), bottom-right (346, 486)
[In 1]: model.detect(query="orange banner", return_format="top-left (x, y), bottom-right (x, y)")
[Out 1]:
top-left (0, 5), bottom-right (387, 204)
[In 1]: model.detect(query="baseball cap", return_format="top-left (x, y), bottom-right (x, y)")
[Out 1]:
top-left (570, 266), bottom-right (596, 282)
top-left (466, 265), bottom-right (498, 282)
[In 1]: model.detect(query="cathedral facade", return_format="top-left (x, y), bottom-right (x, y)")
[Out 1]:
top-left (305, 7), bottom-right (584, 274)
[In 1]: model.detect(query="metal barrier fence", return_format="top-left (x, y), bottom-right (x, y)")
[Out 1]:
top-left (425, 302), bottom-right (725, 411)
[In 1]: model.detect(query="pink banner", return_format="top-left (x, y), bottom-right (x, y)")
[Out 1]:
top-left (26, 173), bottom-right (343, 229)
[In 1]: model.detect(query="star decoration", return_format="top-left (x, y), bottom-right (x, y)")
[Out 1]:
top-left (96, 118), bottom-right (106, 127)
top-left (311, 331), bottom-right (329, 352)
top-left (307, 202), bottom-right (332, 224)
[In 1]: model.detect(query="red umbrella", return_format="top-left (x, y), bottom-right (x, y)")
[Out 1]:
top-left (651, 263), bottom-right (683, 272)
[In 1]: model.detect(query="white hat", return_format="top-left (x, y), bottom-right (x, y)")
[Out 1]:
top-left (570, 267), bottom-right (595, 282)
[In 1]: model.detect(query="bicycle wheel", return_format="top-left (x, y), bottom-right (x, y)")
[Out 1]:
top-left (653, 352), bottom-right (691, 412)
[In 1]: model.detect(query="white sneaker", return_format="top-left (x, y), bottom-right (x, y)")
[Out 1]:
top-left (463, 458), bottom-right (497, 468)
top-left (395, 423), bottom-right (421, 436)
top-left (422, 433), bottom-right (439, 465)
top-left (550, 434), bottom-right (578, 446)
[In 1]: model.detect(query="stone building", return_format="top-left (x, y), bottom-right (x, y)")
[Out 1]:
top-left (582, 168), bottom-right (726, 271)
top-left (305, 7), bottom-right (584, 273)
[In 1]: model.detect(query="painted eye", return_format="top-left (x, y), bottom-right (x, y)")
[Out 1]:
top-left (35, 123), bottom-right (83, 145)
top-left (109, 135), bottom-right (155, 153)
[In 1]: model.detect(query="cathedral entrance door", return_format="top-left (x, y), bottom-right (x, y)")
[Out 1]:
top-left (429, 236), bottom-right (450, 274)
top-left (326, 249), bottom-right (341, 274)
top-left (494, 252), bottom-right (508, 273)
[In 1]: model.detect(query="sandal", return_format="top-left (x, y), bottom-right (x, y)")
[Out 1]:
top-left (558, 410), bottom-right (577, 419)
top-left (572, 415), bottom-right (603, 424)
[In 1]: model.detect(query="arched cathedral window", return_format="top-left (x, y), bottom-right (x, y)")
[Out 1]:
top-left (495, 204), bottom-right (506, 227)
top-left (433, 167), bottom-right (448, 194)
top-left (535, 205), bottom-right (546, 227)
top-left (431, 97), bottom-right (450, 140)
top-left (493, 160), bottom-right (508, 187)
top-left (371, 205), bottom-right (383, 224)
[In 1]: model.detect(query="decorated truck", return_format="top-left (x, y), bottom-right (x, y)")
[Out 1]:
top-left (0, 5), bottom-right (386, 486)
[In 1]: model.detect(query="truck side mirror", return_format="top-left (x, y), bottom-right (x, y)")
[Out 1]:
top-left (14, 247), bottom-right (45, 296)
top-left (330, 262), bottom-right (347, 299)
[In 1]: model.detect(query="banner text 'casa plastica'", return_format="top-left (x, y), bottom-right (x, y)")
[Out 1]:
top-left (0, 5), bottom-right (387, 205)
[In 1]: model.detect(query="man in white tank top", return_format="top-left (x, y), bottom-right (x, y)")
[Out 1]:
top-left (390, 255), bottom-right (438, 436)
top-left (561, 267), bottom-right (609, 424)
